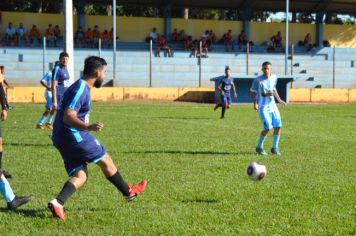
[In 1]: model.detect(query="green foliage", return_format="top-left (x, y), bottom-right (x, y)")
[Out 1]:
top-left (0, 102), bottom-right (355, 235)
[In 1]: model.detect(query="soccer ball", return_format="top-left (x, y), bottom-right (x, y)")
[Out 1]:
top-left (247, 162), bottom-right (267, 181)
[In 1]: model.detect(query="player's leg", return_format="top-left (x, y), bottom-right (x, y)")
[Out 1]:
top-left (271, 110), bottom-right (282, 155)
top-left (97, 153), bottom-right (147, 201)
top-left (45, 93), bottom-right (54, 129)
top-left (221, 96), bottom-right (228, 119)
top-left (0, 172), bottom-right (32, 210)
top-left (256, 110), bottom-right (272, 155)
top-left (0, 130), bottom-right (13, 179)
top-left (37, 108), bottom-right (50, 129)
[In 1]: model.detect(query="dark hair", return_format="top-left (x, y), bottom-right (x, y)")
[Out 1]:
top-left (59, 52), bottom-right (69, 59)
top-left (0, 66), bottom-right (4, 69)
top-left (262, 61), bottom-right (272, 67)
top-left (83, 56), bottom-right (107, 77)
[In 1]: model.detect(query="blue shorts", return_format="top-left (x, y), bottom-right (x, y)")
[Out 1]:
top-left (220, 95), bottom-right (231, 105)
top-left (258, 108), bottom-right (282, 130)
top-left (54, 134), bottom-right (106, 176)
top-left (45, 90), bottom-right (53, 110)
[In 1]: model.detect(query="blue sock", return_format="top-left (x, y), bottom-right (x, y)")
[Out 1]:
top-left (257, 135), bottom-right (267, 149)
top-left (272, 135), bottom-right (280, 149)
top-left (46, 114), bottom-right (54, 124)
top-left (0, 176), bottom-right (15, 203)
top-left (37, 115), bottom-right (46, 125)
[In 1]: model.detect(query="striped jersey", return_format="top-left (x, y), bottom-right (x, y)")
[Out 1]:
top-left (52, 79), bottom-right (91, 145)
top-left (250, 74), bottom-right (278, 111)
top-left (41, 71), bottom-right (52, 88)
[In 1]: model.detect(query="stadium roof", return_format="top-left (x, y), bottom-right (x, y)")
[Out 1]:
top-left (87, 0), bottom-right (356, 15)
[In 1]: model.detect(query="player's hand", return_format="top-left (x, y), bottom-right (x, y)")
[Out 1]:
top-left (88, 122), bottom-right (104, 132)
top-left (221, 91), bottom-right (224, 96)
top-left (52, 102), bottom-right (57, 112)
top-left (1, 109), bottom-right (7, 121)
top-left (280, 101), bottom-right (287, 107)
top-left (253, 103), bottom-right (258, 110)
top-left (234, 93), bottom-right (237, 98)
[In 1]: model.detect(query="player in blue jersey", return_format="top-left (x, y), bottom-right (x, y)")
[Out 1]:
top-left (214, 66), bottom-right (237, 119)
top-left (36, 62), bottom-right (58, 129)
top-left (250, 61), bottom-right (286, 156)
top-left (48, 56), bottom-right (147, 221)
top-left (51, 52), bottom-right (70, 112)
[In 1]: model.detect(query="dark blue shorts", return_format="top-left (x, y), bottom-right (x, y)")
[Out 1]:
top-left (221, 94), bottom-right (231, 105)
top-left (54, 134), bottom-right (106, 176)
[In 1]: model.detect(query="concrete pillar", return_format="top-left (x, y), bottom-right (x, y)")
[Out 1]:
top-left (242, 7), bottom-right (252, 40)
top-left (316, 11), bottom-right (324, 48)
top-left (164, 3), bottom-right (172, 41)
top-left (75, 0), bottom-right (85, 30)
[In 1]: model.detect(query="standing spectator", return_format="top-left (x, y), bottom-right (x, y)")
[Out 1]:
top-left (172, 28), bottom-right (179, 42)
top-left (197, 37), bottom-right (209, 58)
top-left (271, 31), bottom-right (282, 49)
top-left (4, 22), bottom-right (16, 46)
top-left (85, 27), bottom-right (94, 47)
top-left (157, 35), bottom-right (172, 57)
top-left (303, 33), bottom-right (313, 51)
top-left (29, 25), bottom-right (41, 46)
top-left (209, 30), bottom-right (217, 44)
top-left (92, 25), bottom-right (100, 47)
top-left (16, 23), bottom-right (28, 46)
top-left (74, 27), bottom-right (85, 47)
top-left (237, 30), bottom-right (247, 48)
top-left (223, 30), bottom-right (234, 52)
top-left (54, 25), bottom-right (62, 47)
top-left (147, 27), bottom-right (158, 43)
top-left (45, 24), bottom-right (56, 47)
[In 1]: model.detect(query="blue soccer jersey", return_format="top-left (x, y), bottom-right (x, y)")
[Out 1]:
top-left (219, 77), bottom-right (234, 96)
top-left (52, 79), bottom-right (91, 145)
top-left (250, 74), bottom-right (278, 112)
top-left (52, 65), bottom-right (70, 102)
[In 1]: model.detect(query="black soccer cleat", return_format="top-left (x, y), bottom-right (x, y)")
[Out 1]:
top-left (7, 195), bottom-right (33, 210)
top-left (2, 170), bottom-right (14, 179)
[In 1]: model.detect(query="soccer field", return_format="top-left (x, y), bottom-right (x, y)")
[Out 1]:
top-left (0, 102), bottom-right (355, 235)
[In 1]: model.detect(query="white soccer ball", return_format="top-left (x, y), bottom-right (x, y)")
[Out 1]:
top-left (247, 162), bottom-right (267, 181)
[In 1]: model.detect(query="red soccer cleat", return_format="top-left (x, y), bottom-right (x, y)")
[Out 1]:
top-left (36, 124), bottom-right (44, 129)
top-left (48, 199), bottom-right (65, 220)
top-left (45, 123), bottom-right (53, 130)
top-left (125, 179), bottom-right (147, 201)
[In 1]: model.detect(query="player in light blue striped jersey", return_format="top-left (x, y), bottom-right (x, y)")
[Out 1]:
top-left (250, 61), bottom-right (286, 156)
top-left (36, 62), bottom-right (58, 129)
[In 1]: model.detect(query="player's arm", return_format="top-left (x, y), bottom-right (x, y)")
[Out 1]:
top-left (3, 79), bottom-right (11, 89)
top-left (250, 79), bottom-right (258, 110)
top-left (232, 81), bottom-right (237, 97)
top-left (273, 88), bottom-right (286, 105)
top-left (51, 67), bottom-right (59, 110)
top-left (218, 82), bottom-right (224, 96)
top-left (40, 74), bottom-right (51, 90)
top-left (0, 86), bottom-right (7, 121)
top-left (63, 108), bottom-right (103, 132)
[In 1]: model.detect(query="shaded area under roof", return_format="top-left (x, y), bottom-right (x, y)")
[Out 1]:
top-left (85, 0), bottom-right (356, 15)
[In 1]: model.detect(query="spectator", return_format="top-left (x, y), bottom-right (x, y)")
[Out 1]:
top-left (157, 35), bottom-right (172, 57)
top-left (85, 27), bottom-right (94, 47)
top-left (54, 25), bottom-right (62, 46)
top-left (178, 30), bottom-right (187, 42)
top-left (4, 22), bottom-right (16, 46)
top-left (16, 23), bottom-right (28, 46)
top-left (271, 31), bottom-right (282, 49)
top-left (196, 37), bottom-right (209, 58)
top-left (223, 29), bottom-right (234, 52)
top-left (101, 29), bottom-right (111, 48)
top-left (74, 27), bottom-right (85, 47)
top-left (202, 30), bottom-right (212, 48)
top-left (172, 28), bottom-right (179, 42)
top-left (29, 25), bottom-right (41, 46)
top-left (184, 36), bottom-right (196, 57)
top-left (209, 30), bottom-right (217, 44)
top-left (303, 33), bottom-right (313, 51)
top-left (92, 25), bottom-right (100, 46)
top-left (147, 27), bottom-right (158, 43)
top-left (238, 30), bottom-right (247, 47)
top-left (45, 24), bottom-right (56, 47)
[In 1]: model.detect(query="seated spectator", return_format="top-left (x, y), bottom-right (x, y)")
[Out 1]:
top-left (209, 30), bottom-right (217, 45)
top-left (184, 36), bottom-right (197, 57)
top-left (146, 27), bottom-right (158, 43)
top-left (202, 30), bottom-right (212, 48)
top-left (54, 25), bottom-right (62, 46)
top-left (178, 30), bottom-right (187, 42)
top-left (16, 23), bottom-right (28, 46)
top-left (75, 27), bottom-right (85, 47)
top-left (223, 29), bottom-right (234, 52)
top-left (238, 30), bottom-right (247, 47)
top-left (45, 24), bottom-right (56, 47)
top-left (172, 28), bottom-right (179, 42)
top-left (271, 31), bottom-right (282, 49)
top-left (92, 25), bottom-right (100, 46)
top-left (195, 37), bottom-right (208, 58)
top-left (101, 29), bottom-right (111, 48)
top-left (85, 27), bottom-right (94, 47)
top-left (108, 28), bottom-right (118, 41)
top-left (4, 22), bottom-right (16, 46)
top-left (29, 25), bottom-right (41, 46)
top-left (303, 33), bottom-right (313, 51)
top-left (157, 35), bottom-right (172, 57)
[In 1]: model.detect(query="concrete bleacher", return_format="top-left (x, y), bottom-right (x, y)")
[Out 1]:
top-left (0, 46), bottom-right (355, 88)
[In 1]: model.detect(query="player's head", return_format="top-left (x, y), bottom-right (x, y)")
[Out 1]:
top-left (0, 65), bottom-right (4, 73)
top-left (59, 52), bottom-right (69, 67)
top-left (83, 56), bottom-right (107, 88)
top-left (261, 61), bottom-right (272, 77)
top-left (225, 66), bottom-right (231, 77)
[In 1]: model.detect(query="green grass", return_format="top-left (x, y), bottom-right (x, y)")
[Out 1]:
top-left (0, 102), bottom-right (355, 235)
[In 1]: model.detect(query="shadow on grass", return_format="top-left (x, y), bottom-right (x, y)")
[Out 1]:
top-left (122, 150), bottom-right (253, 156)
top-left (150, 116), bottom-right (214, 120)
top-left (5, 142), bottom-right (52, 147)
top-left (0, 208), bottom-right (47, 218)
top-left (182, 199), bottom-right (219, 204)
